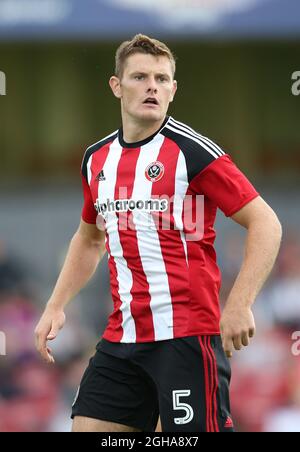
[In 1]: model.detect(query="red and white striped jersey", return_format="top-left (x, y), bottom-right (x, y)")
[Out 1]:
top-left (81, 116), bottom-right (259, 343)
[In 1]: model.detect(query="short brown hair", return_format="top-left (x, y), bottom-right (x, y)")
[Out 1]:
top-left (115, 33), bottom-right (176, 79)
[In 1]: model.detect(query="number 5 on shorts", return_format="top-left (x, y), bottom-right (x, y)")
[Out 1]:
top-left (172, 390), bottom-right (194, 425)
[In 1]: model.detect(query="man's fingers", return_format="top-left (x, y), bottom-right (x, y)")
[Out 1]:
top-left (223, 330), bottom-right (254, 357)
top-left (241, 332), bottom-right (250, 347)
top-left (37, 340), bottom-right (51, 362)
top-left (47, 347), bottom-right (55, 364)
top-left (249, 327), bottom-right (256, 338)
top-left (40, 343), bottom-right (54, 363)
top-left (39, 339), bottom-right (51, 362)
top-left (222, 335), bottom-right (234, 359)
top-left (47, 322), bottom-right (60, 340)
top-left (35, 311), bottom-right (65, 364)
top-left (35, 327), bottom-right (55, 363)
top-left (47, 315), bottom-right (65, 340)
top-left (35, 322), bottom-right (50, 349)
top-left (233, 335), bottom-right (242, 351)
top-left (35, 330), bottom-right (47, 356)
top-left (220, 307), bottom-right (256, 358)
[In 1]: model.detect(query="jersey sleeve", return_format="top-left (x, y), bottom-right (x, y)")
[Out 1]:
top-left (190, 154), bottom-right (259, 217)
top-left (80, 165), bottom-right (97, 225)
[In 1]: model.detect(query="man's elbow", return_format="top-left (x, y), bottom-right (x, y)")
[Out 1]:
top-left (271, 212), bottom-right (283, 245)
top-left (73, 228), bottom-right (106, 253)
top-left (257, 207), bottom-right (282, 244)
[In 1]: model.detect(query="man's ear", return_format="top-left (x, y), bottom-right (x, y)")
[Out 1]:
top-left (170, 80), bottom-right (177, 103)
top-left (109, 76), bottom-right (122, 99)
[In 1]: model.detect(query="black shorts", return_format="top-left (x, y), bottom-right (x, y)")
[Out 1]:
top-left (71, 335), bottom-right (234, 432)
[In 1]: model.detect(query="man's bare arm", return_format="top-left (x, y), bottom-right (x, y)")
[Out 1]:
top-left (35, 219), bottom-right (106, 363)
top-left (220, 196), bottom-right (282, 358)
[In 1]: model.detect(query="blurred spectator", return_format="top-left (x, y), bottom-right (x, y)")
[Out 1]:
top-left (263, 360), bottom-right (300, 432)
top-left (230, 327), bottom-right (293, 432)
top-left (264, 233), bottom-right (300, 329)
top-left (0, 242), bottom-right (99, 432)
top-left (0, 240), bottom-right (30, 298)
top-left (225, 228), bottom-right (300, 432)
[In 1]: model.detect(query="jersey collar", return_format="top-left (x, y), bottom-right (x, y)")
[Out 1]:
top-left (118, 116), bottom-right (170, 149)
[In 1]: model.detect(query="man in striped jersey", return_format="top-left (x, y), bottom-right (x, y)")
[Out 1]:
top-left (35, 34), bottom-right (282, 432)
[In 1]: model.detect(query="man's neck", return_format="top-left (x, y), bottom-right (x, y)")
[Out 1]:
top-left (122, 116), bottom-right (166, 144)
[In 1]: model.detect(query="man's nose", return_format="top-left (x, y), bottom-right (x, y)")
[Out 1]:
top-left (146, 77), bottom-right (158, 93)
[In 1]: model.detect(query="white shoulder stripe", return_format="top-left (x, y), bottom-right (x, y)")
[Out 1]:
top-left (87, 154), bottom-right (93, 185)
top-left (165, 124), bottom-right (220, 159)
top-left (169, 118), bottom-right (224, 157)
top-left (86, 130), bottom-right (118, 152)
top-left (82, 130), bottom-right (118, 171)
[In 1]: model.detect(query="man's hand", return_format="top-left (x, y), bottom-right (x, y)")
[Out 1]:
top-left (220, 305), bottom-right (256, 359)
top-left (34, 306), bottom-right (66, 364)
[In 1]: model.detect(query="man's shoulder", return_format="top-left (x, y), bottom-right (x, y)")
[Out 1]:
top-left (162, 117), bottom-right (226, 180)
top-left (163, 117), bottom-right (224, 160)
top-left (85, 130), bottom-right (119, 156)
top-left (81, 130), bottom-right (119, 169)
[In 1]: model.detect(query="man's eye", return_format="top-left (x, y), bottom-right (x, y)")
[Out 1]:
top-left (135, 75), bottom-right (144, 80)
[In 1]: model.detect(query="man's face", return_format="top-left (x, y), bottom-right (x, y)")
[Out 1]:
top-left (111, 53), bottom-right (177, 123)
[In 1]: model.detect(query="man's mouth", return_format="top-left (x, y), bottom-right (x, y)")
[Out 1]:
top-left (143, 97), bottom-right (159, 105)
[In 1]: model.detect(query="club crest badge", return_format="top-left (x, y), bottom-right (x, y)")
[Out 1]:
top-left (145, 161), bottom-right (164, 182)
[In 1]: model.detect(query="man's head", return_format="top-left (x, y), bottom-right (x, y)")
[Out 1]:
top-left (109, 34), bottom-right (177, 125)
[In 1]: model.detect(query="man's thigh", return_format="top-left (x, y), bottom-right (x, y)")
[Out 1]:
top-left (144, 336), bottom-right (234, 432)
top-left (71, 348), bottom-right (159, 432)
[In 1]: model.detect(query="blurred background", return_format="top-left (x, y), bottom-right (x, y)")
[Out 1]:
top-left (0, 0), bottom-right (300, 432)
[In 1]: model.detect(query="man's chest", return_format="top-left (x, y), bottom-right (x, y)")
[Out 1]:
top-left (88, 145), bottom-right (188, 204)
